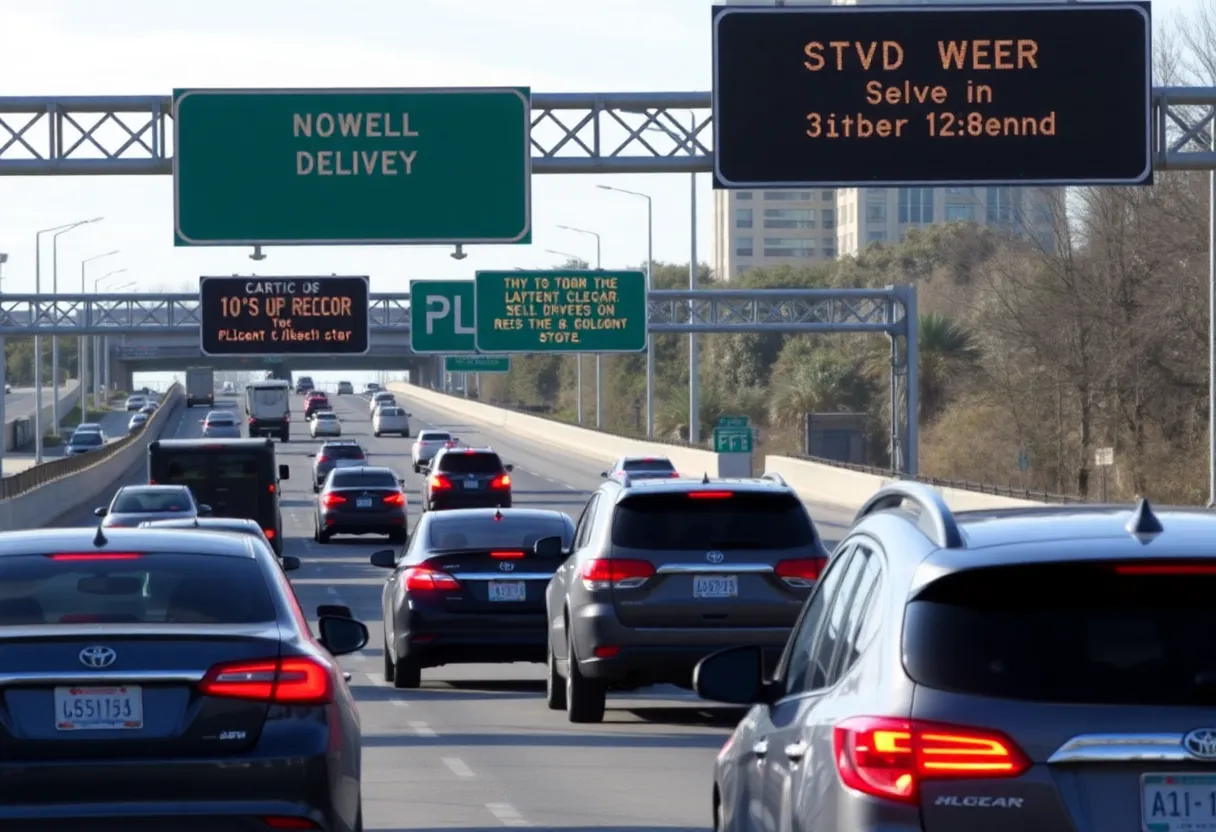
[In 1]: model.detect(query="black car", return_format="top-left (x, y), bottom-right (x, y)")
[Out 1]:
top-left (370, 507), bottom-right (575, 688)
top-left (423, 447), bottom-right (513, 511)
top-left (0, 526), bottom-right (368, 830)
top-left (309, 440), bottom-right (368, 493)
top-left (295, 376), bottom-right (315, 395)
top-left (315, 465), bottom-right (408, 544)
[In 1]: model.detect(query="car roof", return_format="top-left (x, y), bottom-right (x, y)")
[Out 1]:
top-left (438, 446), bottom-right (496, 455)
top-left (331, 465), bottom-right (396, 475)
top-left (424, 507), bottom-right (569, 525)
top-left (76, 423), bottom-right (103, 430)
top-left (117, 484), bottom-right (191, 494)
top-left (313, 410), bottom-right (338, 417)
top-left (141, 517), bottom-right (262, 532)
top-left (320, 439), bottom-right (362, 446)
top-left (0, 528), bottom-right (256, 559)
top-left (600, 474), bottom-right (794, 502)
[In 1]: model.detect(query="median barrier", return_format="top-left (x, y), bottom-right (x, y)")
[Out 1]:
top-left (4, 380), bottom-right (81, 452)
top-left (389, 382), bottom-right (1047, 513)
top-left (0, 383), bottom-right (183, 530)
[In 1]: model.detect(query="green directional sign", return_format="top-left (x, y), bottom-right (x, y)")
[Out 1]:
top-left (713, 427), bottom-right (753, 454)
top-left (173, 87), bottom-right (532, 246)
top-left (473, 269), bottom-right (648, 354)
top-left (410, 281), bottom-right (476, 354)
top-left (445, 356), bottom-right (510, 374)
top-left (718, 415), bottom-right (749, 429)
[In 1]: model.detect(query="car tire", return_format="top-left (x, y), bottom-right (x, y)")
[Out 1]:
top-left (565, 630), bottom-right (606, 723)
top-left (280, 429), bottom-right (289, 442)
top-left (388, 529), bottom-right (406, 544)
top-left (393, 656), bottom-right (421, 689)
top-left (374, 431), bottom-right (381, 438)
top-left (355, 805), bottom-right (363, 832)
top-left (382, 634), bottom-right (395, 682)
top-left (413, 463), bottom-right (420, 473)
top-left (403, 431), bottom-right (410, 438)
top-left (545, 635), bottom-right (567, 711)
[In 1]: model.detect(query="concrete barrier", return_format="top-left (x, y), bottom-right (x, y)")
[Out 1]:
top-left (389, 382), bottom-right (1045, 513)
top-left (0, 384), bottom-right (183, 530)
top-left (4, 381), bottom-right (81, 452)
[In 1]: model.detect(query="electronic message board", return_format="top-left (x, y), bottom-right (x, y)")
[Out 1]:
top-left (199, 275), bottom-right (370, 356)
top-left (711, 2), bottom-right (1152, 187)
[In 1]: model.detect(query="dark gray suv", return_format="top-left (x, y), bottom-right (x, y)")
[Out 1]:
top-left (698, 482), bottom-right (1216, 832)
top-left (542, 473), bottom-right (828, 723)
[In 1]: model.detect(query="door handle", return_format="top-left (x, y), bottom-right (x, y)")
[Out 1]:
top-left (784, 741), bottom-right (808, 762)
top-left (752, 739), bottom-right (769, 757)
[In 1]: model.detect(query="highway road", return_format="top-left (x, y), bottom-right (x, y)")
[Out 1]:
top-left (43, 388), bottom-right (856, 831)
top-left (3, 385), bottom-right (67, 421)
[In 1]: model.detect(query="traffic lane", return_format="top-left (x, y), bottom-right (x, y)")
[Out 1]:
top-left (3, 388), bottom-right (37, 420)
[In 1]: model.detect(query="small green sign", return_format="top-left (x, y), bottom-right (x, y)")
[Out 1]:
top-left (445, 356), bottom-right (510, 373)
top-left (718, 415), bottom-right (749, 428)
top-left (173, 87), bottom-right (532, 246)
top-left (713, 427), bottom-right (753, 454)
top-left (473, 269), bottom-right (648, 354)
top-left (410, 280), bottom-right (476, 354)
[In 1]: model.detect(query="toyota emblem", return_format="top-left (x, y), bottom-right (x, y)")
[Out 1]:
top-left (1184, 729), bottom-right (1216, 760)
top-left (79, 646), bottom-right (117, 669)
top-left (706, 551), bottom-right (725, 564)
top-left (499, 561), bottom-right (516, 572)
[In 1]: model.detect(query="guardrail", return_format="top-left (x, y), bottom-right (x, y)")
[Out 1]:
top-left (0, 383), bottom-right (182, 501)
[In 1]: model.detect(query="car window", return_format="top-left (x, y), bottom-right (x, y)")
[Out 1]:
top-left (780, 546), bottom-right (855, 698)
top-left (160, 454), bottom-right (208, 482)
top-left (622, 458), bottom-right (675, 473)
top-left (905, 561), bottom-right (1216, 706)
top-left (322, 445), bottom-right (365, 460)
top-left (70, 432), bottom-right (103, 446)
top-left (205, 414), bottom-right (235, 424)
top-left (611, 492), bottom-right (814, 550)
top-left (831, 549), bottom-right (882, 680)
top-left (805, 549), bottom-right (869, 690)
top-left (332, 470), bottom-right (398, 489)
top-left (428, 515), bottom-right (573, 550)
top-left (420, 432), bottom-right (451, 442)
top-left (112, 489), bottom-right (194, 513)
top-left (378, 407), bottom-right (400, 416)
top-left (252, 388), bottom-right (285, 406)
top-left (314, 412), bottom-right (337, 420)
top-left (436, 452), bottom-right (504, 475)
top-left (214, 454), bottom-right (259, 481)
top-left (572, 494), bottom-right (599, 550)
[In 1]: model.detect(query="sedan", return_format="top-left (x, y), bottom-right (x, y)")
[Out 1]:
top-left (0, 526), bottom-right (367, 830)
top-left (94, 484), bottom-right (212, 528)
top-left (125, 395), bottom-right (146, 411)
top-left (139, 402), bottom-right (158, 416)
top-left (310, 411), bottom-right (342, 438)
top-left (65, 429), bottom-right (105, 456)
top-left (411, 430), bottom-right (457, 473)
top-left (370, 507), bottom-right (575, 688)
top-left (127, 412), bottom-right (148, 434)
top-left (315, 465), bottom-right (407, 544)
top-left (304, 394), bottom-right (332, 421)
top-left (139, 517), bottom-right (283, 566)
top-left (337, 381), bottom-right (354, 395)
top-left (372, 405), bottom-right (411, 437)
top-left (200, 410), bottom-right (241, 438)
top-left (368, 393), bottom-right (395, 415)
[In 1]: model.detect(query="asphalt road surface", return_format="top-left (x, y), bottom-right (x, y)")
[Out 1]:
top-left (3, 385), bottom-right (67, 421)
top-left (47, 389), bottom-right (856, 831)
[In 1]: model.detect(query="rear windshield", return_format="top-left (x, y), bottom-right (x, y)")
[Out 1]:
top-left (70, 432), bottom-right (103, 446)
top-left (0, 553), bottom-right (275, 625)
top-left (252, 388), bottom-right (285, 406)
top-left (332, 470), bottom-right (398, 489)
top-left (112, 489), bottom-right (194, 513)
top-left (322, 445), bottom-right (365, 460)
top-left (437, 452), bottom-right (503, 474)
top-left (428, 515), bottom-right (571, 550)
top-left (298, 377), bottom-right (313, 384)
top-left (420, 432), bottom-right (451, 442)
top-left (622, 458), bottom-right (675, 472)
top-left (611, 492), bottom-right (814, 550)
top-left (205, 413), bottom-right (235, 424)
top-left (904, 562), bottom-right (1216, 706)
top-left (378, 407), bottom-right (401, 416)
top-left (314, 411), bottom-right (338, 420)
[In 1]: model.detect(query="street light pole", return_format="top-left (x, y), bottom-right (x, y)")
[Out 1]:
top-left (94, 269), bottom-right (126, 410)
top-left (545, 248), bottom-right (586, 425)
top-left (81, 252), bottom-right (119, 412)
top-left (557, 225), bottom-right (604, 429)
top-left (686, 111), bottom-right (701, 446)
top-left (49, 217), bottom-right (103, 436)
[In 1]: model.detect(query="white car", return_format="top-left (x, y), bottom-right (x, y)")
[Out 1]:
top-left (372, 405), bottom-right (411, 438)
top-left (222, 381), bottom-right (235, 394)
top-left (125, 395), bottom-right (147, 411)
top-left (368, 391), bottom-right (396, 415)
top-left (310, 411), bottom-right (342, 438)
top-left (410, 430), bottom-right (458, 473)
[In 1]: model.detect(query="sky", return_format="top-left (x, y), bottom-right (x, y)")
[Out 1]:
top-left (0, 0), bottom-right (1204, 384)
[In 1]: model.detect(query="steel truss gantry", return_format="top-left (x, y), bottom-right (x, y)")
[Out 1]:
top-left (0, 89), bottom-right (1212, 174)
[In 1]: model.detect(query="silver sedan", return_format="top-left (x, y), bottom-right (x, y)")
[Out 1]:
top-left (310, 410), bottom-right (342, 438)
top-left (200, 410), bottom-right (241, 438)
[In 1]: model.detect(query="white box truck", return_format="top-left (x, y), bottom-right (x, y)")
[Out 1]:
top-left (186, 367), bottom-right (214, 408)
top-left (245, 379), bottom-right (291, 442)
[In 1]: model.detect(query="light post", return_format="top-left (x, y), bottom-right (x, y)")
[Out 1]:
top-left (93, 268), bottom-right (126, 409)
top-left (48, 217), bottom-right (103, 438)
top-left (557, 224), bottom-right (605, 429)
top-left (80, 250), bottom-right (119, 416)
top-left (0, 252), bottom-right (7, 478)
top-left (596, 184), bottom-right (655, 438)
top-left (545, 248), bottom-right (587, 425)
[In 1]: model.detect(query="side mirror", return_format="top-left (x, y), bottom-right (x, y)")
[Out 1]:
top-left (197, 504), bottom-right (213, 516)
top-left (306, 453), bottom-right (316, 459)
top-left (317, 603), bottom-right (352, 618)
top-left (198, 419), bottom-right (205, 424)
top-left (407, 412), bottom-right (413, 417)
top-left (505, 464), bottom-right (514, 472)
top-left (279, 464), bottom-right (290, 480)
top-left (534, 536), bottom-right (564, 559)
top-left (280, 555), bottom-right (301, 571)
top-left (693, 645), bottom-right (775, 706)
top-left (600, 471), bottom-right (609, 478)
top-left (93, 507), bottom-right (107, 517)
top-left (398, 478), bottom-right (406, 487)
top-left (317, 615), bottom-right (368, 656)
top-left (370, 549), bottom-right (397, 568)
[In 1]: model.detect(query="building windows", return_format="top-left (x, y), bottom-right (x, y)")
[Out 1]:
top-left (824, 244), bottom-right (837, 259)
top-left (946, 187), bottom-right (972, 196)
top-left (734, 237), bottom-right (753, 257)
top-left (945, 204), bottom-right (974, 222)
top-left (866, 202), bottom-right (887, 223)
top-left (763, 237), bottom-right (817, 257)
top-left (734, 208), bottom-right (753, 229)
top-left (763, 191), bottom-right (813, 201)
top-left (822, 190), bottom-right (834, 201)
top-left (736, 191), bottom-right (754, 200)
top-left (898, 188), bottom-right (934, 224)
top-left (763, 208), bottom-right (817, 229)
top-left (822, 208), bottom-right (836, 229)
top-left (867, 230), bottom-right (887, 244)
top-left (986, 187), bottom-right (1014, 225)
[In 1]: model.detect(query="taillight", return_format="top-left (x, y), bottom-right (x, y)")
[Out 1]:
top-left (261, 818), bottom-right (319, 830)
top-left (268, 484), bottom-right (276, 493)
top-left (383, 492), bottom-right (406, 506)
top-left (199, 656), bottom-right (333, 705)
top-left (776, 557), bottom-right (828, 587)
top-left (429, 474), bottom-right (453, 490)
top-left (263, 528), bottom-right (275, 539)
top-left (321, 494), bottom-right (347, 508)
top-left (491, 550), bottom-right (525, 558)
top-left (490, 474), bottom-right (511, 489)
top-left (50, 553), bottom-right (141, 561)
top-left (1114, 563), bottom-right (1216, 575)
top-left (248, 416), bottom-right (255, 424)
top-left (581, 558), bottom-right (655, 590)
top-left (316, 455), bottom-right (329, 463)
top-left (833, 717), bottom-right (1030, 804)
top-left (403, 566), bottom-right (461, 591)
top-left (689, 491), bottom-right (734, 499)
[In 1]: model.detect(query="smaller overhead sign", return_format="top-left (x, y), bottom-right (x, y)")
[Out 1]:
top-left (445, 356), bottom-right (510, 374)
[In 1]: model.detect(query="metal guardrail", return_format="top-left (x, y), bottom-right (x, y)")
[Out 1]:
top-left (0, 383), bottom-right (182, 500)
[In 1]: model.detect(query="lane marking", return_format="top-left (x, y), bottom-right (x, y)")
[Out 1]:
top-left (486, 803), bottom-right (530, 827)
top-left (365, 673), bottom-right (390, 687)
top-left (443, 757), bottom-right (475, 778)
top-left (408, 720), bottom-right (437, 737)
top-left (390, 699), bottom-right (410, 709)
top-left (326, 586), bottom-right (342, 599)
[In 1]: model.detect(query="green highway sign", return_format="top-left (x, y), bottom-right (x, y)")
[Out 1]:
top-left (410, 281), bottom-right (476, 354)
top-left (718, 415), bottom-right (749, 429)
top-left (445, 356), bottom-right (510, 374)
top-left (173, 87), bottom-right (532, 246)
top-left (713, 427), bottom-right (754, 454)
top-left (473, 269), bottom-right (648, 354)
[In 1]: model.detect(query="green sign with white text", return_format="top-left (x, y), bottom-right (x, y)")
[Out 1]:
top-left (410, 281), bottom-right (476, 354)
top-left (473, 269), bottom-right (648, 354)
top-left (713, 427), bottom-right (753, 454)
top-left (445, 356), bottom-right (510, 373)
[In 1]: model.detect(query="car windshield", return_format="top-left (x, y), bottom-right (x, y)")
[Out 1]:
top-left (314, 412), bottom-right (337, 421)
top-left (437, 452), bottom-right (503, 474)
top-left (130, 414), bottom-right (147, 422)
top-left (331, 470), bottom-right (398, 489)
top-left (420, 432), bottom-right (451, 442)
top-left (0, 553), bottom-right (275, 626)
top-left (111, 489), bottom-right (194, 513)
top-left (321, 445), bottom-right (364, 460)
top-left (378, 407), bottom-right (402, 417)
top-left (622, 458), bottom-right (675, 473)
top-left (70, 432), bottom-right (103, 447)
top-left (205, 413), bottom-right (235, 425)
top-left (428, 514), bottom-right (571, 550)
top-left (611, 492), bottom-right (814, 550)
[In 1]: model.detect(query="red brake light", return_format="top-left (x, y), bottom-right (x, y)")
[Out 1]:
top-left (403, 566), bottom-right (461, 591)
top-left (581, 558), bottom-right (655, 590)
top-left (199, 657), bottom-right (333, 705)
top-left (1114, 563), bottom-right (1216, 575)
top-left (248, 417), bottom-right (255, 424)
top-left (260, 816), bottom-right (319, 830)
top-left (465, 449), bottom-right (476, 454)
top-left (316, 454), bottom-right (329, 463)
top-left (689, 491), bottom-right (734, 499)
top-left (490, 474), bottom-right (511, 489)
top-left (429, 474), bottom-right (453, 490)
top-left (833, 717), bottom-right (1030, 804)
top-left (669, 472), bottom-right (680, 477)
top-left (50, 553), bottom-right (142, 561)
top-left (491, 550), bottom-right (525, 559)
top-left (383, 492), bottom-right (406, 506)
top-left (263, 528), bottom-right (275, 539)
top-left (321, 494), bottom-right (347, 508)
top-left (776, 557), bottom-right (828, 586)
top-left (268, 484), bottom-right (275, 494)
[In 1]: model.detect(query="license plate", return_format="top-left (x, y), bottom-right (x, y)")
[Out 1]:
top-left (1144, 774), bottom-right (1216, 832)
top-left (488, 581), bottom-right (526, 602)
top-left (693, 575), bottom-right (738, 599)
top-left (463, 480), bottom-right (480, 490)
top-left (356, 497), bottom-right (372, 508)
top-left (54, 685), bottom-right (144, 730)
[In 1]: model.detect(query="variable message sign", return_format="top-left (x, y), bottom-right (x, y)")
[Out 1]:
top-left (473, 270), bottom-right (647, 354)
top-left (199, 276), bottom-right (369, 356)
top-left (174, 88), bottom-right (532, 246)
top-left (409, 281), bottom-right (476, 354)
top-left (711, 3), bottom-right (1152, 187)
top-left (445, 356), bottom-right (511, 374)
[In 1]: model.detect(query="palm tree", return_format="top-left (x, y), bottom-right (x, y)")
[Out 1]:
top-left (768, 353), bottom-right (869, 429)
top-left (863, 312), bottom-right (980, 422)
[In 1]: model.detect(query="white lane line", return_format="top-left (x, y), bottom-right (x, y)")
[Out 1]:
top-left (443, 757), bottom-right (475, 778)
top-left (390, 699), bottom-right (410, 709)
top-left (326, 586), bottom-right (342, 599)
top-left (408, 720), bottom-right (437, 737)
top-left (365, 673), bottom-right (389, 687)
top-left (485, 803), bottom-right (530, 827)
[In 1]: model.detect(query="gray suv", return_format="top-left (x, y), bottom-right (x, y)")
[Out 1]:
top-left (697, 482), bottom-right (1216, 832)
top-left (542, 473), bottom-right (828, 723)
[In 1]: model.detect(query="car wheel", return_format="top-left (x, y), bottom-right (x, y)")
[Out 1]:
top-left (317, 526), bottom-right (330, 544)
top-left (382, 633), bottom-right (395, 682)
top-left (565, 630), bottom-right (605, 723)
top-left (393, 656), bottom-right (421, 689)
top-left (355, 805), bottom-right (363, 832)
top-left (545, 635), bottom-right (567, 711)
top-left (403, 431), bottom-right (410, 438)
top-left (413, 463), bottom-right (420, 474)
top-left (374, 431), bottom-right (381, 438)
top-left (388, 529), bottom-right (406, 544)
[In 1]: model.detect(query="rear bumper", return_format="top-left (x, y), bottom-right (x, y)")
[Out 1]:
top-left (320, 510), bottom-right (407, 534)
top-left (248, 418), bottom-right (287, 435)
top-left (397, 609), bottom-right (547, 668)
